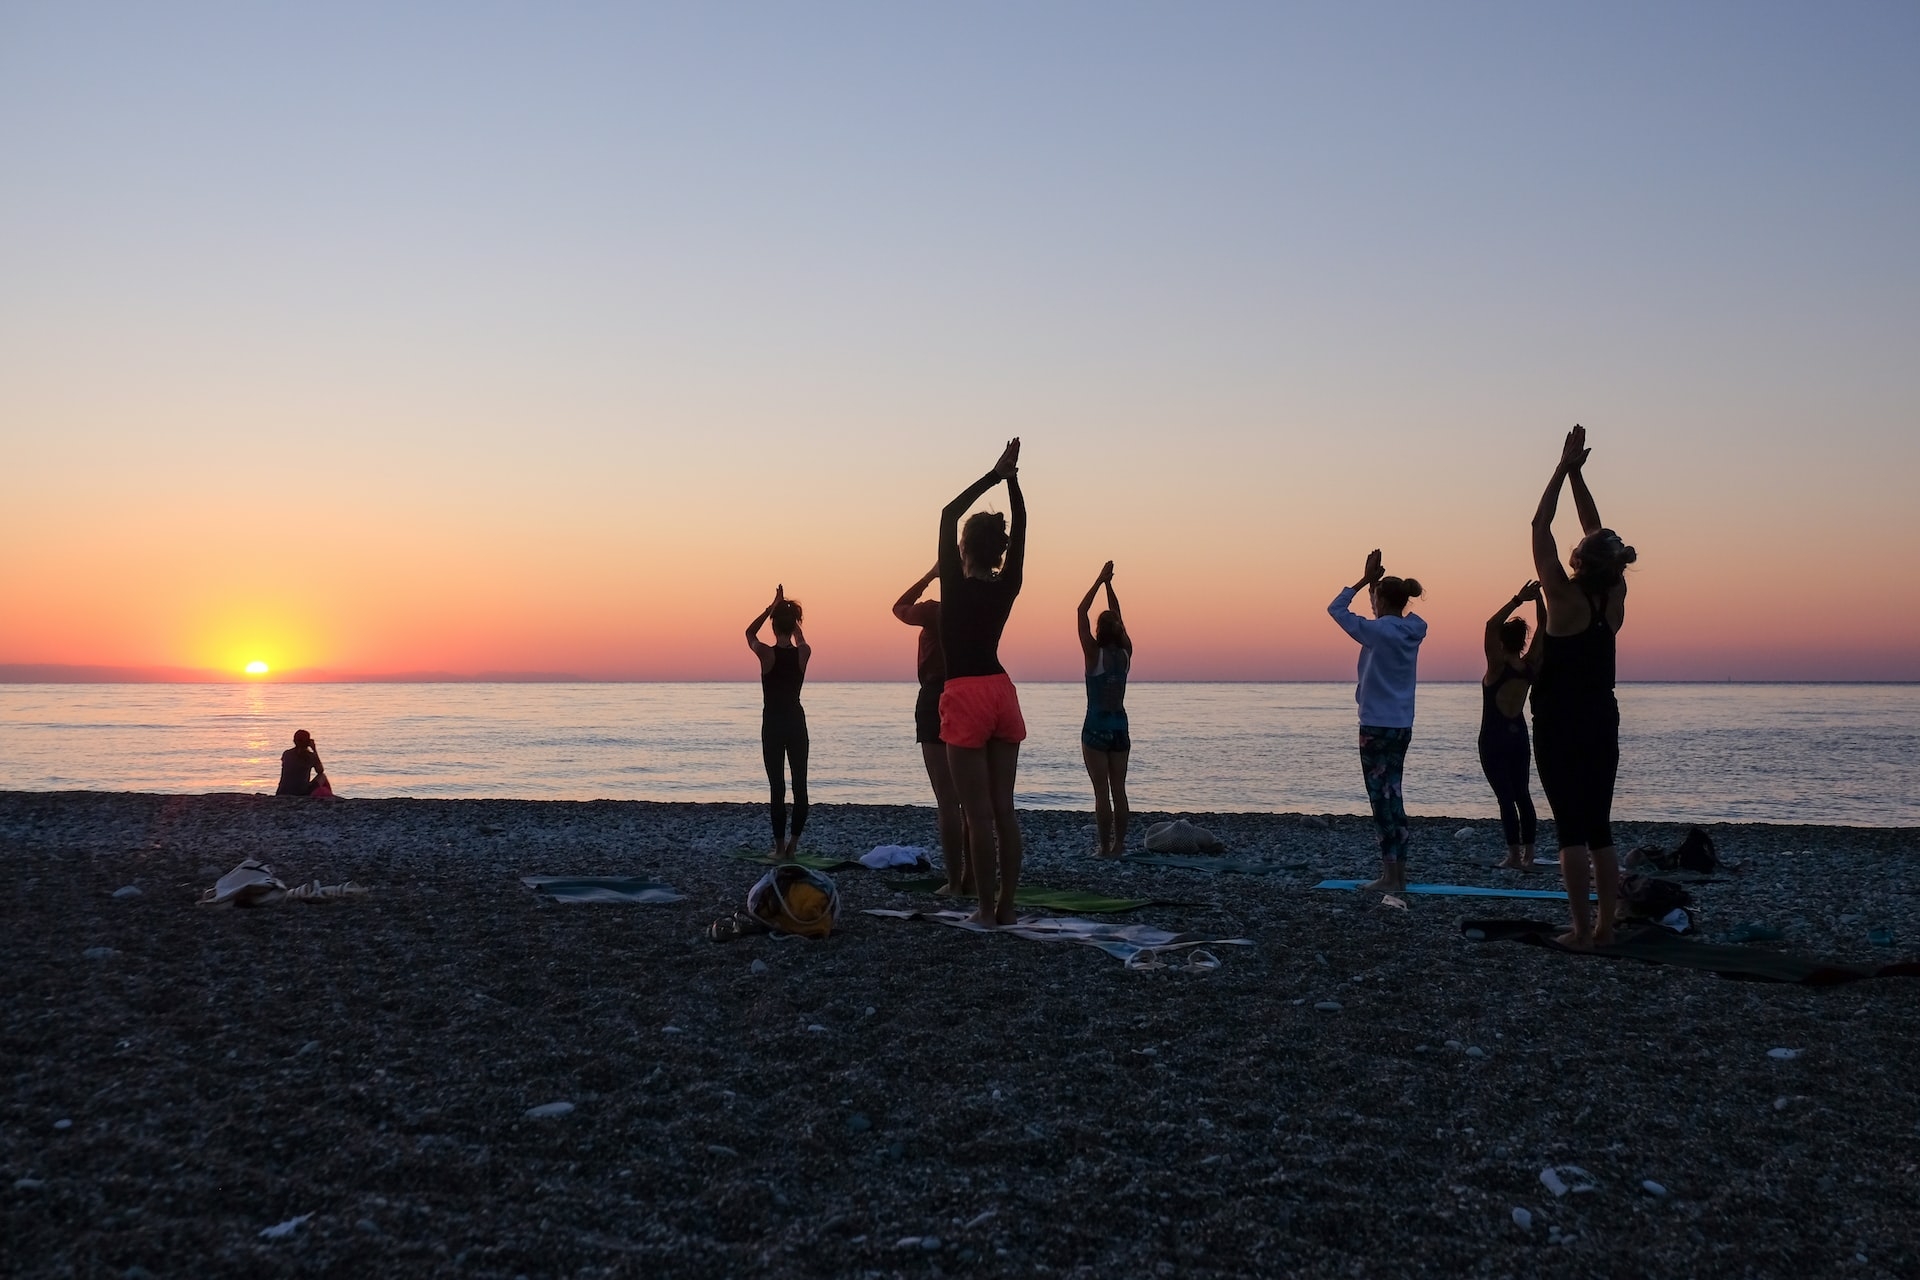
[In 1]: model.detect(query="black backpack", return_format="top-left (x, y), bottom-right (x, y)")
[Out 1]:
top-left (1620, 873), bottom-right (1693, 921)
top-left (1673, 827), bottom-right (1720, 873)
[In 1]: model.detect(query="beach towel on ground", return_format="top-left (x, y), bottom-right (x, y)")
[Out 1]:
top-left (1461, 918), bottom-right (1920, 986)
top-left (860, 845), bottom-right (930, 870)
top-left (198, 859), bottom-right (367, 908)
top-left (1316, 879), bottom-right (1595, 901)
top-left (522, 876), bottom-right (685, 904)
top-left (865, 908), bottom-right (1252, 970)
top-left (883, 876), bottom-right (1167, 913)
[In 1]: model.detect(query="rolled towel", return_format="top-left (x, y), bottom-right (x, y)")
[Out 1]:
top-left (1144, 819), bottom-right (1223, 855)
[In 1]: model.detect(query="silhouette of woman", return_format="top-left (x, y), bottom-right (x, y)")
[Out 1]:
top-left (1481, 580), bottom-right (1546, 871)
top-left (1077, 560), bottom-right (1133, 857)
top-left (937, 439), bottom-right (1027, 926)
top-left (1328, 550), bottom-right (1428, 894)
top-left (275, 729), bottom-right (330, 797)
top-left (1530, 424), bottom-right (1637, 947)
top-left (746, 586), bottom-right (810, 860)
top-left (893, 565), bottom-right (969, 894)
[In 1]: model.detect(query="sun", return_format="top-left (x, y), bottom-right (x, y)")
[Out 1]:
top-left (244, 660), bottom-right (270, 676)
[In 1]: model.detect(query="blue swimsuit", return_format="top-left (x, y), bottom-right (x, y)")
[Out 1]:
top-left (1081, 646), bottom-right (1131, 752)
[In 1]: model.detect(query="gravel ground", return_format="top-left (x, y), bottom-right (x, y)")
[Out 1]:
top-left (4, 791), bottom-right (1919, 1279)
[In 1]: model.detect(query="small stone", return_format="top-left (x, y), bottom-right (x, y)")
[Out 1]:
top-left (921, 1237), bottom-right (942, 1251)
top-left (1466, 1046), bottom-right (1486, 1059)
top-left (1641, 1180), bottom-right (1667, 1197)
top-left (1414, 1044), bottom-right (1430, 1053)
top-left (83, 947), bottom-right (116, 960)
top-left (663, 1026), bottom-right (684, 1034)
top-left (846, 1113), bottom-right (872, 1134)
top-left (963, 1210), bottom-right (997, 1229)
top-left (14, 1178), bottom-right (46, 1191)
top-left (807, 1023), bottom-right (827, 1033)
top-left (356, 1218), bottom-right (380, 1234)
top-left (1511, 1207), bottom-right (1532, 1229)
top-left (706, 1144), bottom-right (739, 1157)
top-left (1767, 1047), bottom-right (1800, 1060)
top-left (895, 1237), bottom-right (922, 1249)
top-left (297, 1040), bottom-right (321, 1057)
top-left (53, 1118), bottom-right (73, 1131)
top-left (750, 959), bottom-right (768, 976)
top-left (1774, 1096), bottom-right (1791, 1111)
top-left (1453, 827), bottom-right (1477, 842)
top-left (1463, 928), bottom-right (1487, 940)
top-left (864, 1006), bottom-right (875, 1016)
top-left (1314, 1001), bottom-right (1342, 1012)
top-left (112, 885), bottom-right (142, 899)
top-left (1540, 1167), bottom-right (1569, 1197)
top-left (524, 1101), bottom-right (575, 1118)
top-left (1444, 1039), bottom-right (1463, 1051)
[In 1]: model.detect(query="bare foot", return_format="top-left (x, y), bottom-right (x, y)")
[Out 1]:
top-left (1360, 877), bottom-right (1393, 893)
top-left (1517, 860), bottom-right (1543, 873)
top-left (770, 844), bottom-right (790, 863)
top-left (1496, 857), bottom-right (1523, 870)
top-left (994, 903), bottom-right (1018, 926)
top-left (1593, 926), bottom-right (1617, 947)
top-left (1095, 848), bottom-right (1121, 860)
top-left (965, 907), bottom-right (998, 928)
top-left (1555, 929), bottom-right (1593, 950)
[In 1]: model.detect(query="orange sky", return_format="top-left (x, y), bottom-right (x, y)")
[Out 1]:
top-left (4, 6), bottom-right (1918, 682)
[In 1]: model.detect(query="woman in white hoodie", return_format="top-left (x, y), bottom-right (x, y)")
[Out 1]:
top-left (1327, 549), bottom-right (1428, 893)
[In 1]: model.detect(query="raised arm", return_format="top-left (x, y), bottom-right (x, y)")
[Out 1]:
top-left (939, 439), bottom-right (1021, 583)
top-left (1524, 588), bottom-right (1548, 672)
top-left (1002, 472), bottom-right (1027, 589)
top-left (1076, 561), bottom-right (1110, 660)
top-left (1484, 583), bottom-right (1529, 666)
top-left (1531, 429), bottom-right (1587, 589)
top-left (1102, 567), bottom-right (1129, 654)
top-left (1328, 550), bottom-right (1384, 644)
top-left (893, 565), bottom-right (939, 624)
top-left (744, 590), bottom-right (777, 655)
top-left (1568, 445), bottom-right (1602, 535)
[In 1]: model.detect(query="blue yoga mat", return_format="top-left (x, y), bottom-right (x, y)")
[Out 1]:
top-left (1314, 879), bottom-right (1594, 901)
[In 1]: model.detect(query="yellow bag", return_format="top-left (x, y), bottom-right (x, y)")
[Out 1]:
top-left (747, 865), bottom-right (840, 939)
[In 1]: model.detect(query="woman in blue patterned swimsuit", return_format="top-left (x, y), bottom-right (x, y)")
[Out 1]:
top-left (1077, 561), bottom-right (1134, 857)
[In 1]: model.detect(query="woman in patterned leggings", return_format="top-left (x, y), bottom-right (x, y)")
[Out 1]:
top-left (1327, 550), bottom-right (1429, 894)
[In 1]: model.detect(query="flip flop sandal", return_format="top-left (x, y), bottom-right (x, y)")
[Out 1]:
top-left (1180, 949), bottom-right (1221, 974)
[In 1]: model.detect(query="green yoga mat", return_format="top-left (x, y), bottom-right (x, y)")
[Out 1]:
top-left (522, 876), bottom-right (685, 904)
top-left (1123, 853), bottom-right (1309, 874)
top-left (728, 849), bottom-right (865, 872)
top-left (884, 876), bottom-right (1157, 914)
top-left (1461, 918), bottom-right (1920, 986)
top-left (1316, 878), bottom-right (1594, 901)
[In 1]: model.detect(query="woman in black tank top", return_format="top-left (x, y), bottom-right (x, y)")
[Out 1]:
top-left (1530, 425), bottom-right (1639, 948)
top-left (1480, 581), bottom-right (1544, 870)
top-left (746, 585), bottom-right (811, 860)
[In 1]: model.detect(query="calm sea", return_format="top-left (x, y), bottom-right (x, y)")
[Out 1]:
top-left (0, 683), bottom-right (1914, 826)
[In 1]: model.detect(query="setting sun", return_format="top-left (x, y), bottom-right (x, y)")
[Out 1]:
top-left (244, 661), bottom-right (270, 675)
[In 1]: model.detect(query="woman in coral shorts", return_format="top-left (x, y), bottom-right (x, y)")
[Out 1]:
top-left (937, 438), bottom-right (1027, 926)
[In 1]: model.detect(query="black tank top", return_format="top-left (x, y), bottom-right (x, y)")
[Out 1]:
top-left (1531, 589), bottom-right (1615, 717)
top-left (1480, 665), bottom-right (1528, 734)
top-left (762, 646), bottom-right (805, 714)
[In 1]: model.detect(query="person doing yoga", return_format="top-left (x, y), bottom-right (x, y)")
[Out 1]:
top-left (937, 438), bottom-right (1027, 926)
top-left (275, 729), bottom-right (331, 797)
top-left (1328, 550), bottom-right (1427, 894)
top-left (1481, 580), bottom-right (1546, 871)
top-left (1077, 560), bottom-right (1133, 857)
top-left (893, 564), bottom-right (970, 895)
top-left (1530, 424), bottom-right (1638, 948)
top-left (746, 586), bottom-right (811, 861)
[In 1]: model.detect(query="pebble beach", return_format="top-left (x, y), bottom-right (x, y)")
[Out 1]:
top-left (4, 790), bottom-right (1918, 1278)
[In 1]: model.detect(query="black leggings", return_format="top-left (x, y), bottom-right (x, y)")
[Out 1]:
top-left (762, 712), bottom-right (809, 844)
top-left (1531, 705), bottom-right (1618, 851)
top-left (1477, 723), bottom-right (1537, 847)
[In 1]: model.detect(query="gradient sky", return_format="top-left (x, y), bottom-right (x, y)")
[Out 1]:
top-left (3, 3), bottom-right (1917, 681)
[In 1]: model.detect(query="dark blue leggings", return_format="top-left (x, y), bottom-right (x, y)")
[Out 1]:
top-left (762, 716), bottom-right (809, 844)
top-left (1478, 724), bottom-right (1537, 846)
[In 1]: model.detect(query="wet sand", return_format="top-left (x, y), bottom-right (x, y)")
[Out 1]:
top-left (3, 791), bottom-right (1918, 1278)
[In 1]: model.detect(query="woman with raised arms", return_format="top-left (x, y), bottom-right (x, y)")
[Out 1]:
top-left (936, 439), bottom-right (1027, 926)
top-left (1530, 424), bottom-right (1637, 947)
top-left (745, 585), bottom-right (811, 861)
top-left (1076, 560), bottom-right (1133, 857)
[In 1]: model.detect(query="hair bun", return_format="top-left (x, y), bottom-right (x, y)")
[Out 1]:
top-left (1402, 577), bottom-right (1424, 598)
top-left (1618, 545), bottom-right (1639, 565)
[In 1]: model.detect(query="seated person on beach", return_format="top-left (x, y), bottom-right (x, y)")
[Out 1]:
top-left (275, 730), bottom-right (330, 797)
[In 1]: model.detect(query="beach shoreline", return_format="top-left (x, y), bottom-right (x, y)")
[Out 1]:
top-left (4, 792), bottom-right (1917, 1277)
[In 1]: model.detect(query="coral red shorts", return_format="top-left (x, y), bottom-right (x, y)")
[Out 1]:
top-left (939, 673), bottom-right (1028, 749)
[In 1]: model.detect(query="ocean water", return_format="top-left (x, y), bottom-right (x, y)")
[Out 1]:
top-left (0, 683), bottom-right (1915, 826)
